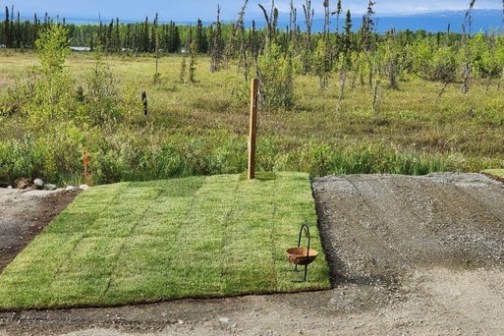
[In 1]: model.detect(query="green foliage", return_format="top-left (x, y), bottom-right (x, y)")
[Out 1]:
top-left (26, 24), bottom-right (75, 126)
top-left (0, 173), bottom-right (330, 309)
top-left (301, 143), bottom-right (458, 176)
top-left (0, 140), bottom-right (35, 182)
top-left (1, 53), bottom-right (503, 186)
top-left (472, 34), bottom-right (504, 79)
top-left (412, 38), bottom-right (434, 78)
top-left (0, 124), bottom-right (83, 184)
top-left (313, 39), bottom-right (331, 89)
top-left (258, 43), bottom-right (295, 109)
top-left (36, 24), bottom-right (71, 74)
top-left (85, 45), bottom-right (123, 125)
top-left (430, 46), bottom-right (458, 83)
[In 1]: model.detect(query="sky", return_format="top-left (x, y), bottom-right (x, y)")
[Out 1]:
top-left (1, 0), bottom-right (503, 22)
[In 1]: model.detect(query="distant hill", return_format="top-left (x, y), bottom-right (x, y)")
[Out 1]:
top-left (307, 9), bottom-right (504, 34)
top-left (1, 9), bottom-right (503, 34)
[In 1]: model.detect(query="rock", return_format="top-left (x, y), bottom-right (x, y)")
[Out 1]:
top-left (219, 317), bottom-right (237, 328)
top-left (33, 178), bottom-right (44, 189)
top-left (65, 186), bottom-right (78, 192)
top-left (79, 184), bottom-right (90, 191)
top-left (44, 184), bottom-right (57, 191)
top-left (15, 178), bottom-right (31, 189)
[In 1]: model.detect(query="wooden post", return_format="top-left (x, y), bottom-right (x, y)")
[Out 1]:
top-left (142, 91), bottom-right (148, 116)
top-left (83, 151), bottom-right (91, 185)
top-left (248, 78), bottom-right (259, 180)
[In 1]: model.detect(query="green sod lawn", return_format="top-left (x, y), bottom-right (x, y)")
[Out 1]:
top-left (0, 172), bottom-right (330, 310)
top-left (482, 169), bottom-right (504, 183)
top-left (482, 169), bottom-right (504, 179)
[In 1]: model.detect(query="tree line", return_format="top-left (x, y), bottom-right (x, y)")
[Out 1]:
top-left (2, 1), bottom-right (504, 107)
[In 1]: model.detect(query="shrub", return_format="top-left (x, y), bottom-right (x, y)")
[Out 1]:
top-left (27, 24), bottom-right (75, 126)
top-left (429, 46), bottom-right (458, 83)
top-left (257, 43), bottom-right (295, 109)
top-left (85, 45), bottom-right (124, 125)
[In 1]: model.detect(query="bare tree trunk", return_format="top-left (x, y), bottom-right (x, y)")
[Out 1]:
top-left (461, 63), bottom-right (471, 94)
top-left (388, 58), bottom-right (398, 90)
top-left (460, 0), bottom-right (476, 94)
top-left (372, 80), bottom-right (380, 114)
top-left (337, 70), bottom-right (347, 111)
top-left (436, 82), bottom-right (450, 103)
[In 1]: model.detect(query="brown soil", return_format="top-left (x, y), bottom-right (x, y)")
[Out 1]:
top-left (0, 188), bottom-right (79, 273)
top-left (1, 173), bottom-right (504, 336)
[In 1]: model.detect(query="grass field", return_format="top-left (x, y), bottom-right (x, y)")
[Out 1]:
top-left (1, 51), bottom-right (503, 185)
top-left (0, 172), bottom-right (330, 310)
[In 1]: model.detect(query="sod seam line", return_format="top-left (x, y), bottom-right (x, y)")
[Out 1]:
top-left (220, 180), bottom-right (241, 294)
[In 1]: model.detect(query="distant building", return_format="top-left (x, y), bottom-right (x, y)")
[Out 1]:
top-left (70, 46), bottom-right (91, 52)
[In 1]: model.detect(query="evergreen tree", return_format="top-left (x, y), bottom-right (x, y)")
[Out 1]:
top-left (4, 6), bottom-right (11, 48)
top-left (150, 13), bottom-right (158, 52)
top-left (289, 0), bottom-right (297, 45)
top-left (143, 16), bottom-right (149, 52)
top-left (32, 13), bottom-right (39, 46)
top-left (343, 10), bottom-right (352, 54)
top-left (106, 19), bottom-right (113, 51)
top-left (15, 11), bottom-right (21, 48)
top-left (166, 21), bottom-right (181, 53)
top-left (195, 19), bottom-right (208, 53)
top-left (334, 0), bottom-right (342, 22)
top-left (210, 5), bottom-right (224, 72)
top-left (361, 1), bottom-right (376, 52)
top-left (114, 18), bottom-right (120, 52)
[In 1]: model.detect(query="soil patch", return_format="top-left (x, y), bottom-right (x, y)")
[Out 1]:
top-left (0, 188), bottom-right (79, 273)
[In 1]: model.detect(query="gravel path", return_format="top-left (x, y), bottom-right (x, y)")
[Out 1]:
top-left (1, 173), bottom-right (504, 335)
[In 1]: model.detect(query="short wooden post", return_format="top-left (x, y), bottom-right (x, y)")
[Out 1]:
top-left (83, 151), bottom-right (91, 185)
top-left (141, 91), bottom-right (148, 116)
top-left (248, 78), bottom-right (259, 180)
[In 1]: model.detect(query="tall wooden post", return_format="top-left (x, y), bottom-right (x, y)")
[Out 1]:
top-left (248, 78), bottom-right (259, 180)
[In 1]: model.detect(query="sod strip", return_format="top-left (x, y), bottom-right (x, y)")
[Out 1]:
top-left (481, 169), bottom-right (504, 183)
top-left (0, 173), bottom-right (330, 310)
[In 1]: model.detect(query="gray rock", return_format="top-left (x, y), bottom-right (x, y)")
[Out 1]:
top-left (65, 186), bottom-right (78, 192)
top-left (44, 184), bottom-right (57, 191)
top-left (79, 184), bottom-right (90, 191)
top-left (219, 317), bottom-right (237, 328)
top-left (33, 178), bottom-right (44, 189)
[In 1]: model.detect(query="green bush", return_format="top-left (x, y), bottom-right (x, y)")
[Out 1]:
top-left (27, 24), bottom-right (75, 126)
top-left (0, 140), bottom-right (34, 183)
top-left (258, 43), bottom-right (295, 109)
top-left (84, 46), bottom-right (124, 125)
